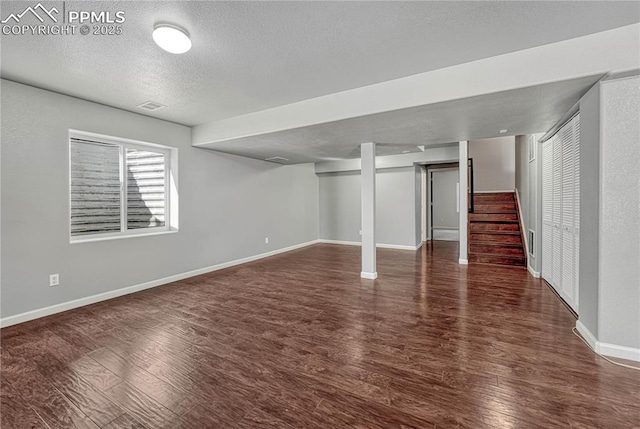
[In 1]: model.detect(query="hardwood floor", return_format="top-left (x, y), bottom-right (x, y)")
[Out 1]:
top-left (2, 242), bottom-right (639, 428)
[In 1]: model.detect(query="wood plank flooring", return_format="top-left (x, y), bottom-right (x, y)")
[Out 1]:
top-left (2, 242), bottom-right (639, 428)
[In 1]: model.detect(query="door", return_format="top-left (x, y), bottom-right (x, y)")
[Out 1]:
top-left (541, 115), bottom-right (581, 313)
top-left (430, 169), bottom-right (460, 241)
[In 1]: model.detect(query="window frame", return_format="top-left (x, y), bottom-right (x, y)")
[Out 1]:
top-left (69, 130), bottom-right (178, 243)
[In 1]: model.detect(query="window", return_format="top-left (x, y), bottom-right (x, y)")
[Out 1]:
top-left (69, 131), bottom-right (177, 242)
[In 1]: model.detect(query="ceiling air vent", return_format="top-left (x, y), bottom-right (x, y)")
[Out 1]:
top-left (265, 156), bottom-right (290, 163)
top-left (137, 101), bottom-right (165, 111)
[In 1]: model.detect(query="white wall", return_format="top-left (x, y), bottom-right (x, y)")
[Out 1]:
top-left (0, 80), bottom-right (319, 321)
top-left (319, 167), bottom-right (419, 248)
top-left (469, 136), bottom-right (515, 192)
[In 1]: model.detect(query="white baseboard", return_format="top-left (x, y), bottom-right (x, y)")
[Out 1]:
top-left (0, 239), bottom-right (320, 328)
top-left (318, 239), bottom-right (420, 251)
top-left (576, 320), bottom-right (640, 362)
top-left (576, 320), bottom-right (598, 350)
top-left (378, 243), bottom-right (420, 251)
top-left (527, 265), bottom-right (541, 278)
top-left (416, 241), bottom-right (424, 250)
top-left (597, 342), bottom-right (640, 362)
top-left (459, 258), bottom-right (469, 265)
top-left (318, 239), bottom-right (361, 246)
top-left (360, 272), bottom-right (378, 280)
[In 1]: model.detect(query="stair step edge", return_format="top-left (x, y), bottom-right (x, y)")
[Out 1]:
top-left (470, 242), bottom-right (524, 247)
top-left (470, 231), bottom-right (521, 235)
top-left (468, 252), bottom-right (526, 260)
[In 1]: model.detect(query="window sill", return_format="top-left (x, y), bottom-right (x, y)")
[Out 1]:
top-left (70, 228), bottom-right (178, 244)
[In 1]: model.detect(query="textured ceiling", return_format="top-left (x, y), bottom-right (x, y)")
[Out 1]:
top-left (1, 1), bottom-right (638, 126)
top-left (196, 75), bottom-right (602, 163)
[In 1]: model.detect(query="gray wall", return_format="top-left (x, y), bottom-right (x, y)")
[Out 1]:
top-left (469, 136), bottom-right (516, 192)
top-left (598, 75), bottom-right (640, 349)
top-left (318, 171), bottom-right (362, 243)
top-left (578, 84), bottom-right (601, 338)
top-left (515, 133), bottom-right (542, 273)
top-left (319, 167), bottom-right (419, 247)
top-left (577, 74), bottom-right (640, 351)
top-left (431, 169), bottom-right (459, 229)
top-left (1, 80), bottom-right (319, 319)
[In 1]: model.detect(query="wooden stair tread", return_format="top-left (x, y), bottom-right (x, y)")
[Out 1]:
top-left (473, 193), bottom-right (513, 196)
top-left (473, 195), bottom-right (514, 201)
top-left (470, 245), bottom-right (524, 257)
top-left (468, 254), bottom-right (526, 267)
top-left (475, 205), bottom-right (516, 211)
top-left (471, 241), bottom-right (523, 247)
top-left (471, 229), bottom-right (520, 235)
top-left (473, 192), bottom-right (514, 195)
top-left (469, 252), bottom-right (525, 259)
top-left (470, 219), bottom-right (519, 224)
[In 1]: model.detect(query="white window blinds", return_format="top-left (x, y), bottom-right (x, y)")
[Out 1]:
top-left (70, 139), bottom-right (121, 236)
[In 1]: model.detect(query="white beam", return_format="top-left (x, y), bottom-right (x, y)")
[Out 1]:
top-left (193, 24), bottom-right (640, 146)
top-left (459, 141), bottom-right (469, 264)
top-left (361, 142), bottom-right (377, 279)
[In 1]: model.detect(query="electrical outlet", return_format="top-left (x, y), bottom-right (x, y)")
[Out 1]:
top-left (49, 274), bottom-right (59, 287)
top-left (265, 237), bottom-right (269, 244)
top-left (359, 230), bottom-right (362, 236)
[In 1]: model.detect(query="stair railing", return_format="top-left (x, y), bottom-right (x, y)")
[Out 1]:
top-left (468, 158), bottom-right (474, 213)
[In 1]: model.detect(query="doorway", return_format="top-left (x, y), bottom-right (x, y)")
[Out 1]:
top-left (427, 166), bottom-right (460, 241)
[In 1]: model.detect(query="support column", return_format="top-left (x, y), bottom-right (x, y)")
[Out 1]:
top-left (361, 142), bottom-right (377, 279)
top-left (459, 141), bottom-right (469, 264)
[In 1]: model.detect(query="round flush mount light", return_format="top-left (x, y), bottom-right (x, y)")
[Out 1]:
top-left (153, 23), bottom-right (191, 54)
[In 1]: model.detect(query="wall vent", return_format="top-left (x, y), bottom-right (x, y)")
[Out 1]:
top-left (528, 230), bottom-right (535, 256)
top-left (138, 101), bottom-right (165, 111)
top-left (265, 156), bottom-right (289, 163)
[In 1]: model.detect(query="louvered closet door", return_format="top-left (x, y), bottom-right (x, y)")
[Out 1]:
top-left (561, 121), bottom-right (576, 310)
top-left (542, 140), bottom-right (554, 282)
top-left (541, 115), bottom-right (581, 313)
top-left (552, 134), bottom-right (563, 293)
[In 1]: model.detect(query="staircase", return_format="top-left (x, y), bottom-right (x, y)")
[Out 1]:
top-left (468, 192), bottom-right (526, 267)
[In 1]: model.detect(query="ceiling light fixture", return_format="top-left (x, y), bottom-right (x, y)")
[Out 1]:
top-left (153, 23), bottom-right (192, 54)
